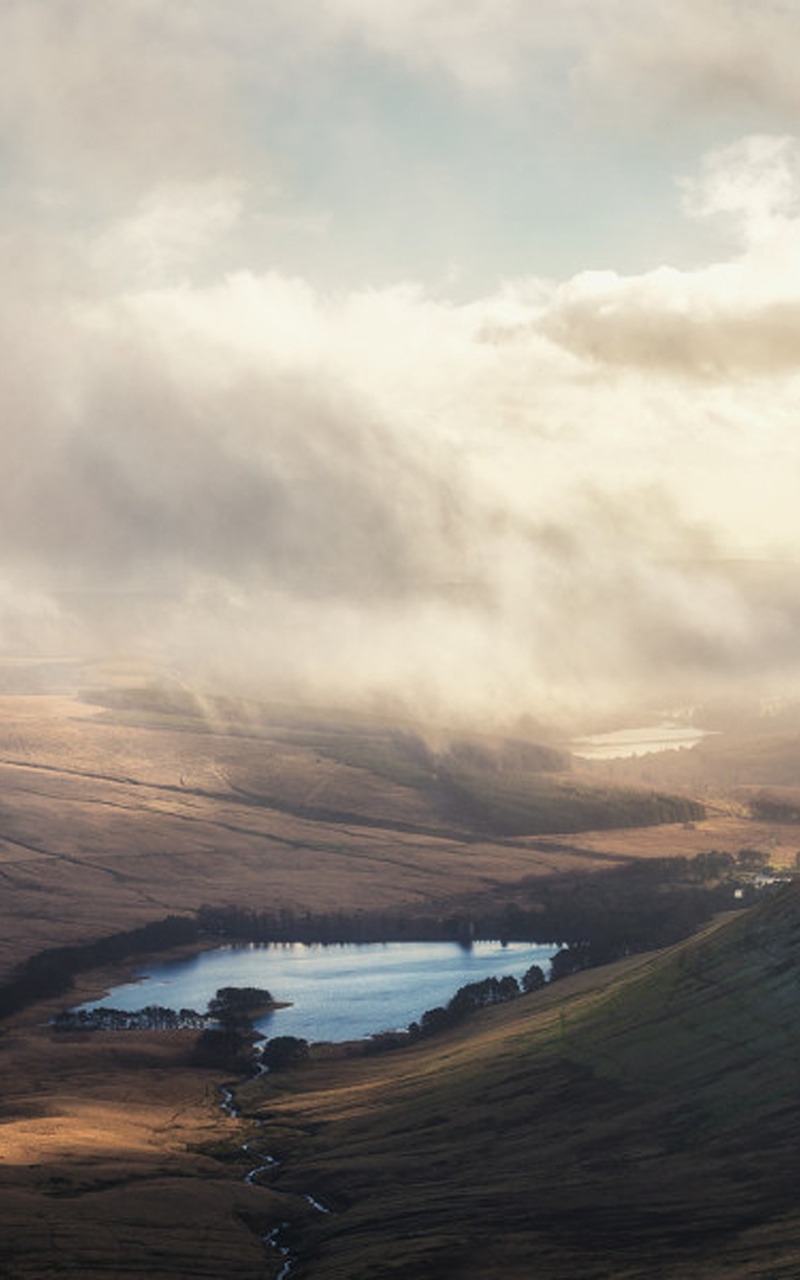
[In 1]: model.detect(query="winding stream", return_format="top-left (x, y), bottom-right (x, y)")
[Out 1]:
top-left (98, 942), bottom-right (556, 1276)
top-left (221, 1073), bottom-right (334, 1278)
top-left (221, 1083), bottom-right (292, 1276)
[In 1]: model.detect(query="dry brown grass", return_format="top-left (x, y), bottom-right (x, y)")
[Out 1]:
top-left (557, 810), bottom-right (800, 869)
top-left (0, 990), bottom-right (285, 1278)
top-left (0, 692), bottom-right (750, 979)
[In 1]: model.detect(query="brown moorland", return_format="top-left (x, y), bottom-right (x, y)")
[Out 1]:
top-left (0, 679), bottom-right (739, 979)
top-left (3, 672), bottom-right (800, 1277)
top-left (0, 990), bottom-right (296, 1278)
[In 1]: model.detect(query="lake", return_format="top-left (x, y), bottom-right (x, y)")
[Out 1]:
top-left (79, 940), bottom-right (559, 1043)
top-left (571, 723), bottom-right (715, 760)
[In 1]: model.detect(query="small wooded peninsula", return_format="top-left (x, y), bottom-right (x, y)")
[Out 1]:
top-left (50, 985), bottom-right (281, 1032)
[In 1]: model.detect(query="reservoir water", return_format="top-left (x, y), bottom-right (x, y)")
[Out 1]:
top-left (80, 940), bottom-right (558, 1043)
top-left (571, 723), bottom-right (715, 760)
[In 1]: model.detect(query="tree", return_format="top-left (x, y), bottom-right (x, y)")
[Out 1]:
top-left (737, 847), bottom-right (769, 870)
top-left (419, 1006), bottom-right (453, 1036)
top-left (497, 974), bottom-right (520, 1001)
top-left (207, 986), bottom-right (274, 1019)
top-left (521, 963), bottom-right (546, 993)
top-left (262, 1035), bottom-right (309, 1071)
top-left (550, 946), bottom-right (590, 981)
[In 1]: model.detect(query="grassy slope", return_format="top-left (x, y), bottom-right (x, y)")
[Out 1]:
top-left (238, 886), bottom-right (800, 1279)
top-left (0, 696), bottom-right (605, 977)
top-left (6, 672), bottom-right (800, 1276)
top-left (594, 720), bottom-right (800, 793)
top-left (4, 891), bottom-right (799, 1280)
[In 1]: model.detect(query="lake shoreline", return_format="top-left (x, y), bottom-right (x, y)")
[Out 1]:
top-left (74, 939), bottom-right (559, 1046)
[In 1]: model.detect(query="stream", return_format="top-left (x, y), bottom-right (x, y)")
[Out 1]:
top-left (110, 942), bottom-right (556, 1274)
top-left (220, 1072), bottom-right (334, 1278)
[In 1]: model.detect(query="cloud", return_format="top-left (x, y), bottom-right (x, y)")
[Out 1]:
top-left (4, 0), bottom-right (800, 723)
top-left (681, 135), bottom-right (800, 245)
top-left (315, 0), bottom-right (800, 129)
top-left (535, 136), bottom-right (800, 377)
top-left (0, 1), bottom-right (238, 196)
top-left (90, 179), bottom-right (246, 288)
top-left (540, 268), bottom-right (800, 377)
top-left (2, 229), bottom-right (800, 722)
top-left (316, 0), bottom-right (584, 93)
top-left (5, 0), bottom-right (799, 204)
top-left (571, 1), bottom-right (800, 122)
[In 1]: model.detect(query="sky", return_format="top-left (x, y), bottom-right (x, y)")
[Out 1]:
top-left (5, 0), bottom-right (800, 728)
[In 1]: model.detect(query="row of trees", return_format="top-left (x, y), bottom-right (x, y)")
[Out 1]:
top-left (458, 851), bottom-right (757, 968)
top-left (195, 904), bottom-right (475, 945)
top-left (408, 965), bottom-right (546, 1040)
top-left (52, 986), bottom-right (277, 1035)
top-left (0, 915), bottom-right (198, 1020)
top-left (196, 851), bottom-right (755, 963)
top-left (252, 965), bottom-right (549, 1069)
top-left (53, 1004), bottom-right (208, 1031)
top-left (4, 849), bottom-right (779, 1027)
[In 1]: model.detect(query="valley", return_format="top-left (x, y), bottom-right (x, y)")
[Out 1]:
top-left (0, 683), bottom-right (778, 979)
top-left (2, 673), bottom-right (800, 1276)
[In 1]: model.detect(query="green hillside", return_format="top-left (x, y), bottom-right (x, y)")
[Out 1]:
top-left (239, 885), bottom-right (800, 1278)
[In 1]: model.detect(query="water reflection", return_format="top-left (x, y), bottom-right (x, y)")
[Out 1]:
top-left (80, 940), bottom-right (558, 1043)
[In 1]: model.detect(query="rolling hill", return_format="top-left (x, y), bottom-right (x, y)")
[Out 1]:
top-left (4, 672), bottom-right (800, 1277)
top-left (237, 882), bottom-right (800, 1278)
top-left (0, 683), bottom-right (711, 979)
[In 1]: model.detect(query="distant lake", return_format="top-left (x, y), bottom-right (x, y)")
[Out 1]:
top-left (572, 723), bottom-right (715, 760)
top-left (79, 940), bottom-right (559, 1043)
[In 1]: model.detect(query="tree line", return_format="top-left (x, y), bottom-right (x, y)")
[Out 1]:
top-left (0, 915), bottom-right (198, 1020)
top-left (1, 849), bottom-right (776, 1025)
top-left (256, 965), bottom-right (548, 1072)
top-left (195, 904), bottom-right (477, 945)
top-left (53, 1004), bottom-right (209, 1031)
top-left (196, 851), bottom-right (752, 964)
top-left (408, 965), bottom-right (546, 1040)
